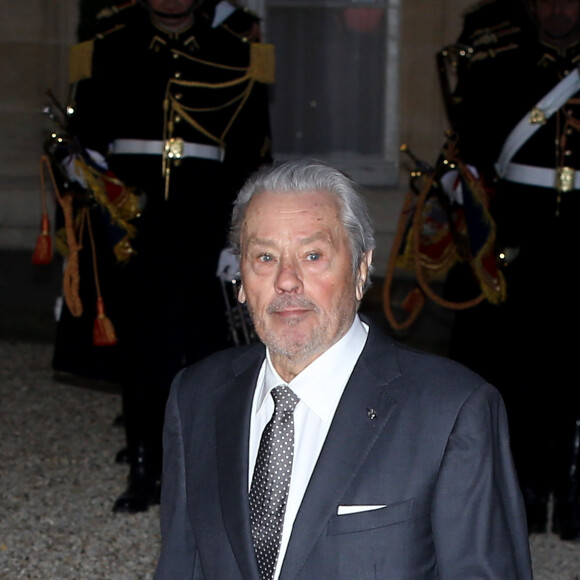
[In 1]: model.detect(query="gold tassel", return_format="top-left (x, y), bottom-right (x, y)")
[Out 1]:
top-left (93, 296), bottom-right (118, 346)
top-left (32, 213), bottom-right (53, 265)
top-left (402, 287), bottom-right (425, 314)
top-left (61, 199), bottom-right (84, 317)
top-left (33, 158), bottom-right (55, 265)
top-left (86, 210), bottom-right (118, 346)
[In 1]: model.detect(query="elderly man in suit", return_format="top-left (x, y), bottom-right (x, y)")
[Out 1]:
top-left (155, 159), bottom-right (532, 579)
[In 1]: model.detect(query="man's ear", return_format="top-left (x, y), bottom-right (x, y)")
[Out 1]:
top-left (238, 283), bottom-right (246, 304)
top-left (355, 250), bottom-right (373, 302)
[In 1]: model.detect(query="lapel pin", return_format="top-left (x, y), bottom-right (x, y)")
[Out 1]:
top-left (367, 408), bottom-right (377, 420)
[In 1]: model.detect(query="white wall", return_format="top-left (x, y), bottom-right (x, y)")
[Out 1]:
top-left (0, 0), bottom-right (77, 249)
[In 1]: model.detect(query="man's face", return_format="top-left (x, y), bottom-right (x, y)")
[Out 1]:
top-left (238, 189), bottom-right (371, 379)
top-left (533, 0), bottom-right (580, 41)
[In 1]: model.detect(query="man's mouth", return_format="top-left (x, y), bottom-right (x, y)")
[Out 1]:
top-left (275, 308), bottom-right (309, 317)
top-left (267, 297), bottom-right (318, 317)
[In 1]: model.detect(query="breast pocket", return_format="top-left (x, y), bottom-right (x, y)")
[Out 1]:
top-left (327, 498), bottom-right (415, 536)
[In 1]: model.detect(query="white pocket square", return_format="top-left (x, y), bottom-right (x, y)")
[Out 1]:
top-left (337, 504), bottom-right (388, 515)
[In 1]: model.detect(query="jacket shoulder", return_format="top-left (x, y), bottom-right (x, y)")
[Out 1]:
top-left (201, 0), bottom-right (262, 41)
top-left (69, 4), bottom-right (142, 83)
top-left (365, 324), bottom-right (490, 400)
top-left (175, 343), bottom-right (264, 390)
top-left (95, 1), bottom-right (141, 32)
top-left (387, 341), bottom-right (503, 438)
top-left (398, 343), bottom-right (486, 390)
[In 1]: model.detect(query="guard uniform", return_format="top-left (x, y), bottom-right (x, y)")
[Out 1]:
top-left (447, 5), bottom-right (580, 539)
top-left (53, 0), bottom-right (273, 512)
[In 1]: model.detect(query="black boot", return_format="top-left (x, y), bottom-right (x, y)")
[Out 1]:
top-left (113, 379), bottom-right (165, 513)
top-left (552, 418), bottom-right (580, 541)
top-left (520, 485), bottom-right (548, 534)
top-left (113, 444), bottom-right (161, 514)
top-left (552, 499), bottom-right (580, 541)
top-left (513, 437), bottom-right (550, 534)
top-left (115, 447), bottom-right (129, 465)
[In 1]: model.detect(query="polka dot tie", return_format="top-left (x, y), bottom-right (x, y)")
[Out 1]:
top-left (249, 385), bottom-right (299, 580)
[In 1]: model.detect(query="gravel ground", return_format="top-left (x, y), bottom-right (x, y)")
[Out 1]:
top-left (1, 340), bottom-right (580, 579)
top-left (0, 341), bottom-right (159, 579)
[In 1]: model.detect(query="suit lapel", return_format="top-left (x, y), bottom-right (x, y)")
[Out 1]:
top-left (216, 346), bottom-right (265, 580)
top-left (279, 328), bottom-right (402, 579)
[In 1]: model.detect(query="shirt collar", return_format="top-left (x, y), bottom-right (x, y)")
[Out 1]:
top-left (257, 315), bottom-right (369, 423)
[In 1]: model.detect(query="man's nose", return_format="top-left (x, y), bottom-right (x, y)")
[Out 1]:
top-left (274, 258), bottom-right (303, 293)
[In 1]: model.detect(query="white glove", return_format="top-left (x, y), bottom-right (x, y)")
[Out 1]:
top-left (216, 248), bottom-right (241, 280)
top-left (61, 148), bottom-right (108, 187)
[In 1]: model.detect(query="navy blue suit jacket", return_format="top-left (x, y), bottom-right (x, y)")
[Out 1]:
top-left (155, 322), bottom-right (532, 579)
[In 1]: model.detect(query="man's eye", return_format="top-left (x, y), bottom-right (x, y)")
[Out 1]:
top-left (259, 254), bottom-right (273, 262)
top-left (306, 252), bottom-right (320, 261)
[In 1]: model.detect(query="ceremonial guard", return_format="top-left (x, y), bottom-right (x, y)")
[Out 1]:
top-left (51, 0), bottom-right (273, 513)
top-left (446, 0), bottom-right (580, 539)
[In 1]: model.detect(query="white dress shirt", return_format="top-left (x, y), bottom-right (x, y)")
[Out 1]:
top-left (248, 315), bottom-right (369, 579)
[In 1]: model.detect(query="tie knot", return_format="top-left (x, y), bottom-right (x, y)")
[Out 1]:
top-left (271, 385), bottom-right (299, 414)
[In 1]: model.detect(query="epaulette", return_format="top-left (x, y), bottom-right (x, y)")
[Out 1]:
top-left (471, 24), bottom-right (520, 47)
top-left (208, 1), bottom-right (273, 81)
top-left (69, 2), bottom-right (134, 84)
top-left (458, 0), bottom-right (528, 47)
top-left (249, 43), bottom-right (275, 84)
top-left (95, 22), bottom-right (127, 40)
top-left (470, 42), bottom-right (519, 63)
top-left (96, 0), bottom-right (137, 21)
top-left (93, 1), bottom-right (140, 36)
top-left (69, 39), bottom-right (94, 84)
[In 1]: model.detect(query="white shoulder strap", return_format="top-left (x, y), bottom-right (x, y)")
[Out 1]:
top-left (495, 68), bottom-right (580, 177)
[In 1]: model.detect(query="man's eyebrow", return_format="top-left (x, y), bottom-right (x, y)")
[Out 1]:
top-left (245, 237), bottom-right (277, 248)
top-left (299, 231), bottom-right (333, 246)
top-left (245, 231), bottom-right (333, 250)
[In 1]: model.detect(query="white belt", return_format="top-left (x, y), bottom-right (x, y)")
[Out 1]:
top-left (110, 138), bottom-right (224, 162)
top-left (503, 162), bottom-right (580, 192)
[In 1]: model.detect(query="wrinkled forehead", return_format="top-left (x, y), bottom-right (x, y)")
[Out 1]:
top-left (247, 187), bottom-right (342, 215)
top-left (241, 189), bottom-right (344, 237)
